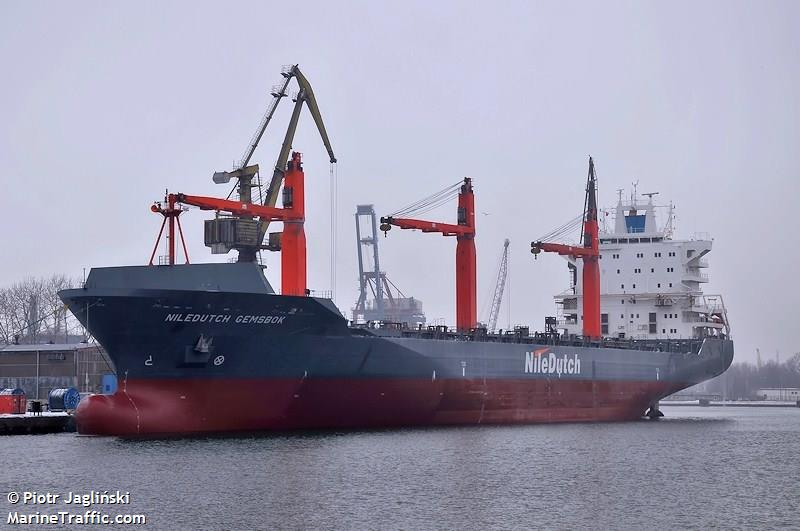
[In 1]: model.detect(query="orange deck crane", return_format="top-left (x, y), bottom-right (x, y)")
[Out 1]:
top-left (531, 158), bottom-right (601, 339)
top-left (151, 153), bottom-right (308, 296)
top-left (379, 178), bottom-right (477, 331)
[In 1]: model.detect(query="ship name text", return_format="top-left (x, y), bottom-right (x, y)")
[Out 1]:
top-left (164, 313), bottom-right (286, 325)
top-left (524, 349), bottom-right (581, 377)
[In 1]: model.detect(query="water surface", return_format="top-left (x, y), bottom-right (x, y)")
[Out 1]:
top-left (1, 406), bottom-right (798, 530)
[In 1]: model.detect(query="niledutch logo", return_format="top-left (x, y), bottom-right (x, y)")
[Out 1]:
top-left (524, 348), bottom-right (581, 377)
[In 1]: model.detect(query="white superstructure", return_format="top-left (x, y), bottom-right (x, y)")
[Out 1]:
top-left (555, 191), bottom-right (730, 340)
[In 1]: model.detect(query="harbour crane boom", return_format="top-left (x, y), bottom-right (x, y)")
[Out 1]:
top-left (207, 64), bottom-right (337, 260)
top-left (258, 65), bottom-right (337, 242)
top-left (237, 65), bottom-right (337, 174)
top-left (238, 70), bottom-right (293, 170)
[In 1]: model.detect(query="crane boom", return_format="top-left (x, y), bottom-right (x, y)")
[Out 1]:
top-left (238, 69), bottom-right (293, 169)
top-left (237, 64), bottom-right (336, 171)
top-left (487, 239), bottom-right (510, 332)
top-left (263, 65), bottom-right (337, 208)
top-left (258, 65), bottom-right (337, 242)
top-left (211, 64), bottom-right (337, 258)
top-left (293, 67), bottom-right (336, 164)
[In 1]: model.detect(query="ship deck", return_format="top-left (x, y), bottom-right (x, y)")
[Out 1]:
top-left (353, 323), bottom-right (717, 355)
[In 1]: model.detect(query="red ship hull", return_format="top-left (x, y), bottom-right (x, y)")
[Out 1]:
top-left (76, 378), bottom-right (686, 437)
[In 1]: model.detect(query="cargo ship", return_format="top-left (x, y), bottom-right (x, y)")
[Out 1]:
top-left (59, 65), bottom-right (733, 437)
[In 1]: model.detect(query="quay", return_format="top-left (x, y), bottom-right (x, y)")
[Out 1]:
top-left (663, 400), bottom-right (800, 408)
top-left (0, 412), bottom-right (75, 435)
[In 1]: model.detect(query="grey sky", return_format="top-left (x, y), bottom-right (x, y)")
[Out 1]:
top-left (1, 1), bottom-right (797, 363)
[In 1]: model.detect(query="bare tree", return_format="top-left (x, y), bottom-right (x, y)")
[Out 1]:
top-left (705, 354), bottom-right (800, 399)
top-left (0, 288), bottom-right (13, 344)
top-left (42, 275), bottom-right (74, 335)
top-left (0, 275), bottom-right (76, 344)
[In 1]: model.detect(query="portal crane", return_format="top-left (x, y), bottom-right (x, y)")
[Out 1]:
top-left (380, 178), bottom-right (476, 331)
top-left (487, 239), bottom-right (510, 333)
top-left (209, 64), bottom-right (336, 262)
top-left (531, 157), bottom-right (601, 339)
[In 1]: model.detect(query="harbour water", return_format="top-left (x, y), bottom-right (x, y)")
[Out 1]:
top-left (1, 406), bottom-right (798, 530)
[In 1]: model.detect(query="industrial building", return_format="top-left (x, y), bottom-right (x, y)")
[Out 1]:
top-left (0, 343), bottom-right (112, 401)
top-left (756, 388), bottom-right (800, 401)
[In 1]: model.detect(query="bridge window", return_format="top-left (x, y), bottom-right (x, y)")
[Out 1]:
top-left (625, 214), bottom-right (646, 233)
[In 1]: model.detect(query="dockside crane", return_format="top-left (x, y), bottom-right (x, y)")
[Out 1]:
top-left (379, 178), bottom-right (477, 331)
top-left (531, 157), bottom-right (601, 339)
top-left (149, 65), bottom-right (335, 296)
top-left (353, 204), bottom-right (426, 326)
top-left (487, 239), bottom-right (510, 333)
top-left (209, 64), bottom-right (337, 262)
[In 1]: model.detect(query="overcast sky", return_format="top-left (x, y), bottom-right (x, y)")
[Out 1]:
top-left (1, 1), bottom-right (798, 363)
